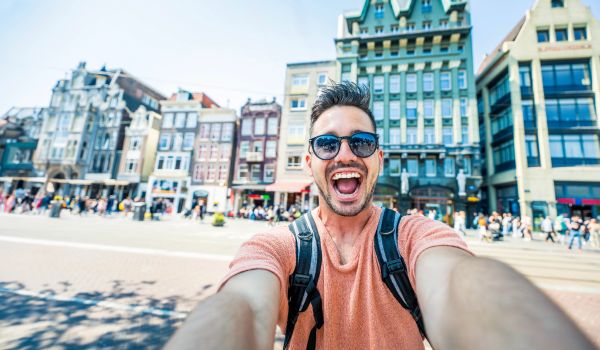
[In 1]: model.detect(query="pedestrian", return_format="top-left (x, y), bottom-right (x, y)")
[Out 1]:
top-left (589, 218), bottom-right (600, 249)
top-left (165, 81), bottom-right (594, 350)
top-left (502, 213), bottom-right (512, 237)
top-left (568, 215), bottom-right (584, 251)
top-left (478, 213), bottom-right (488, 240)
top-left (541, 216), bottom-right (555, 243)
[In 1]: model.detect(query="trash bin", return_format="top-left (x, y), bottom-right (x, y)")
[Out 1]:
top-left (49, 200), bottom-right (62, 218)
top-left (133, 203), bottom-right (146, 221)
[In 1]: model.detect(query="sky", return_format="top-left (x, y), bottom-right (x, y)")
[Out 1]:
top-left (0, 0), bottom-right (598, 114)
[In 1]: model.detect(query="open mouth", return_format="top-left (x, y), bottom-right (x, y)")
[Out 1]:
top-left (331, 171), bottom-right (363, 200)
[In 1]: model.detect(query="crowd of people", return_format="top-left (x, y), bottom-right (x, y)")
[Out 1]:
top-left (236, 204), bottom-right (307, 226)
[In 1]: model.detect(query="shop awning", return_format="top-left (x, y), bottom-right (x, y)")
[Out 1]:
top-left (0, 176), bottom-right (13, 182)
top-left (103, 179), bottom-right (130, 186)
top-left (265, 181), bottom-right (312, 193)
top-left (232, 184), bottom-right (268, 191)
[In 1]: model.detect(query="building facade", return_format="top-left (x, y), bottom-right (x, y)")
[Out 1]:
top-left (269, 61), bottom-right (337, 211)
top-left (336, 0), bottom-right (481, 217)
top-left (147, 90), bottom-right (218, 213)
top-left (34, 62), bottom-right (165, 197)
top-left (232, 98), bottom-right (281, 211)
top-left (116, 106), bottom-right (162, 199)
top-left (190, 106), bottom-right (237, 214)
top-left (476, 0), bottom-right (600, 220)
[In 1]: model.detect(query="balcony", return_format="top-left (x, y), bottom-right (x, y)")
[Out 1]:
top-left (246, 152), bottom-right (264, 162)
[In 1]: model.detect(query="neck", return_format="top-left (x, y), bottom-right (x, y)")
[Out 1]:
top-left (317, 198), bottom-right (373, 240)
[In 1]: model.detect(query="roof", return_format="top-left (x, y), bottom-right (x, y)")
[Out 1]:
top-left (168, 92), bottom-right (220, 108)
top-left (287, 60), bottom-right (336, 68)
top-left (477, 16), bottom-right (526, 76)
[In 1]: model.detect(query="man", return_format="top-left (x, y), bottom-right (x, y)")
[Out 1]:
top-left (166, 82), bottom-right (593, 349)
top-left (541, 215), bottom-right (555, 243)
top-left (569, 215), bottom-right (584, 251)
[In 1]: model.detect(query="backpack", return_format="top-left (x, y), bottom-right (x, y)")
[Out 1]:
top-left (284, 207), bottom-right (426, 350)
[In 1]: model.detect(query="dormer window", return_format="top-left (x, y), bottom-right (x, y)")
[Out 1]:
top-left (375, 4), bottom-right (384, 19)
top-left (375, 26), bottom-right (384, 34)
top-left (551, 0), bottom-right (564, 8)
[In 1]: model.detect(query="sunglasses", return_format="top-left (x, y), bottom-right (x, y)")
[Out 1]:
top-left (309, 132), bottom-right (379, 160)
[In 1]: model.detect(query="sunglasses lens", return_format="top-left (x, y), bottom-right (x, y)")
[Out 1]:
top-left (350, 133), bottom-right (377, 157)
top-left (313, 135), bottom-right (340, 160)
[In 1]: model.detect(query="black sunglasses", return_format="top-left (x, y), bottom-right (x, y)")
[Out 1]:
top-left (309, 132), bottom-right (379, 160)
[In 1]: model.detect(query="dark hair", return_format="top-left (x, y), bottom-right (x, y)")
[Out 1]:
top-left (309, 81), bottom-right (376, 136)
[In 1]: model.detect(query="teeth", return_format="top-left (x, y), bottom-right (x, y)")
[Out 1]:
top-left (332, 172), bottom-right (361, 180)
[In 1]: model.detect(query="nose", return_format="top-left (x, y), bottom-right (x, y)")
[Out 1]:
top-left (335, 139), bottom-right (357, 163)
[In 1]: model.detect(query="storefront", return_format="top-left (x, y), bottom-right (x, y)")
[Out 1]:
top-left (188, 185), bottom-right (230, 214)
top-left (495, 184), bottom-right (520, 216)
top-left (146, 176), bottom-right (190, 213)
top-left (266, 180), bottom-right (312, 211)
top-left (555, 182), bottom-right (600, 218)
top-left (410, 186), bottom-right (455, 218)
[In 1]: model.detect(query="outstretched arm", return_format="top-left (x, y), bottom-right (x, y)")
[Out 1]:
top-left (415, 247), bottom-right (595, 350)
top-left (164, 269), bottom-right (280, 350)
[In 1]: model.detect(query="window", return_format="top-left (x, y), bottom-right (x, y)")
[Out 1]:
top-left (423, 73), bottom-right (434, 92)
top-left (292, 74), bottom-right (309, 87)
top-left (541, 61), bottom-right (591, 91)
top-left (183, 133), bottom-right (195, 150)
top-left (390, 25), bottom-right (400, 33)
top-left (389, 158), bottom-right (401, 176)
top-left (288, 124), bottom-right (305, 141)
top-left (252, 141), bottom-right (263, 155)
top-left (525, 134), bottom-right (540, 167)
top-left (537, 30), bottom-right (549, 43)
top-left (545, 98), bottom-right (597, 126)
top-left (519, 65), bottom-right (532, 87)
top-left (254, 118), bottom-right (265, 135)
top-left (441, 99), bottom-right (453, 119)
top-left (458, 70), bottom-right (467, 89)
top-left (440, 72), bottom-right (452, 91)
top-left (220, 144), bottom-right (231, 160)
top-left (238, 164), bottom-right (248, 181)
top-left (488, 73), bottom-right (510, 106)
top-left (493, 140), bottom-right (516, 171)
top-left (406, 74), bottom-right (417, 93)
top-left (375, 26), bottom-right (384, 34)
top-left (424, 100), bottom-right (434, 119)
top-left (124, 159), bottom-right (137, 173)
top-left (358, 77), bottom-right (369, 90)
top-left (443, 127), bottom-right (453, 145)
top-left (129, 136), bottom-right (141, 151)
top-left (193, 164), bottom-right (204, 181)
top-left (376, 128), bottom-right (384, 144)
top-left (175, 112), bottom-right (186, 128)
top-left (221, 123), bottom-right (233, 141)
top-left (439, 20), bottom-right (448, 29)
top-left (163, 113), bottom-right (174, 128)
top-left (425, 159), bottom-right (436, 177)
top-left (549, 134), bottom-right (600, 167)
top-left (422, 21), bottom-right (431, 30)
top-left (491, 107), bottom-right (513, 135)
top-left (265, 140), bottom-right (277, 158)
top-left (199, 124), bottom-right (210, 139)
top-left (198, 145), bottom-right (208, 160)
top-left (551, 0), bottom-right (563, 8)
top-left (209, 144), bottom-right (219, 160)
top-left (390, 101), bottom-right (400, 120)
top-left (555, 28), bottom-right (568, 42)
top-left (241, 119), bottom-right (252, 136)
top-left (219, 165), bottom-right (228, 181)
top-left (263, 164), bottom-right (275, 182)
top-left (360, 27), bottom-right (368, 34)
top-left (186, 113), bottom-right (197, 128)
top-left (444, 158), bottom-right (455, 177)
top-left (461, 125), bottom-right (469, 144)
top-left (240, 141), bottom-right (249, 158)
top-left (173, 133), bottom-right (184, 151)
top-left (406, 100), bottom-right (417, 119)
top-left (374, 3), bottom-right (384, 19)
top-left (574, 27), bottom-right (587, 41)
top-left (407, 158), bottom-right (418, 175)
top-left (389, 127), bottom-right (401, 145)
top-left (422, 0), bottom-right (432, 13)
top-left (406, 23), bottom-right (415, 32)
top-left (389, 75), bottom-right (400, 93)
top-left (463, 157), bottom-right (472, 175)
top-left (425, 127), bottom-right (435, 144)
top-left (287, 156), bottom-right (302, 168)
top-left (210, 123), bottom-right (221, 141)
top-left (373, 76), bottom-right (384, 93)
top-left (267, 117), bottom-right (278, 135)
top-left (460, 98), bottom-right (468, 117)
top-left (406, 127), bottom-right (417, 144)
top-left (522, 100), bottom-right (536, 128)
top-left (373, 102), bottom-right (384, 121)
top-left (290, 97), bottom-right (307, 110)
top-left (157, 156), bottom-right (164, 170)
top-left (206, 164), bottom-right (216, 181)
top-left (317, 72), bottom-right (327, 85)
top-left (158, 134), bottom-right (171, 150)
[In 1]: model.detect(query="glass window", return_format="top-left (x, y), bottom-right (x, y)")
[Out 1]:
top-left (238, 164), bottom-right (248, 181)
top-left (423, 73), bottom-right (434, 92)
top-left (460, 98), bottom-right (468, 117)
top-left (265, 140), bottom-right (277, 158)
top-left (374, 3), bottom-right (384, 18)
top-left (254, 118), bottom-right (265, 135)
top-left (458, 70), bottom-right (467, 89)
top-left (220, 144), bottom-right (231, 160)
top-left (198, 145), bottom-right (208, 160)
top-left (406, 100), bottom-right (417, 119)
top-left (219, 165), bottom-right (228, 181)
top-left (424, 100), bottom-right (434, 118)
top-left (163, 113), bottom-right (174, 128)
top-left (582, 135), bottom-right (600, 158)
top-left (250, 164), bottom-right (261, 181)
top-left (389, 127), bottom-right (401, 145)
top-left (549, 135), bottom-right (564, 158)
top-left (199, 124), bottom-right (210, 139)
top-left (555, 28), bottom-right (568, 42)
top-left (551, 0), bottom-right (563, 7)
top-left (287, 155), bottom-right (302, 168)
top-left (443, 127), bottom-right (453, 145)
top-left (210, 123), bottom-right (221, 141)
top-left (406, 127), bottom-right (417, 144)
top-left (442, 99), bottom-right (453, 118)
top-left (406, 74), bottom-right (417, 93)
top-left (209, 144), bottom-right (219, 160)
top-left (175, 112), bottom-right (186, 128)
top-left (373, 102), bottom-right (384, 121)
top-left (158, 134), bottom-right (171, 150)
top-left (564, 135), bottom-right (583, 158)
top-left (537, 30), bottom-right (549, 43)
top-left (182, 132), bottom-right (195, 150)
top-left (221, 123), bottom-right (233, 141)
top-left (422, 0), bottom-right (432, 13)
top-left (574, 27), bottom-right (587, 41)
top-left (461, 125), bottom-right (469, 144)
top-left (252, 141), bottom-right (263, 155)
top-left (186, 113), bottom-right (197, 128)
top-left (519, 65), bottom-right (532, 87)
top-left (525, 134), bottom-right (540, 157)
top-left (358, 76), bottom-right (369, 89)
top-left (373, 76), bottom-right (384, 93)
top-left (389, 158), bottom-right (401, 176)
top-left (241, 119), bottom-right (252, 136)
top-left (292, 74), bottom-right (309, 87)
top-left (407, 158), bottom-right (418, 175)
top-left (264, 164), bottom-right (275, 182)
top-left (424, 127), bottom-right (435, 144)
top-left (444, 158), bottom-right (455, 177)
top-left (267, 117), bottom-right (278, 135)
top-left (376, 128), bottom-right (384, 144)
top-left (290, 97), bottom-right (307, 110)
top-left (389, 75), bottom-right (400, 93)
top-left (239, 141), bottom-right (249, 158)
top-left (317, 72), bottom-right (327, 85)
top-left (440, 72), bottom-right (452, 91)
top-left (463, 157), bottom-right (472, 175)
top-left (390, 101), bottom-right (401, 120)
top-left (425, 158), bottom-right (436, 177)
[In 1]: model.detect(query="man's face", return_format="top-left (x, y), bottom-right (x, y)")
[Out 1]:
top-left (305, 106), bottom-right (383, 217)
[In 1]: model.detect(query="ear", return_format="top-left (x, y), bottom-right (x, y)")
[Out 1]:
top-left (377, 149), bottom-right (383, 170)
top-left (305, 151), bottom-right (313, 176)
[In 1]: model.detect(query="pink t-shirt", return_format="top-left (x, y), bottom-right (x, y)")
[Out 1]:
top-left (219, 205), bottom-right (471, 349)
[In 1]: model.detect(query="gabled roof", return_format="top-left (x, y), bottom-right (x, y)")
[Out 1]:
top-left (168, 92), bottom-right (220, 108)
top-left (477, 15), bottom-right (526, 76)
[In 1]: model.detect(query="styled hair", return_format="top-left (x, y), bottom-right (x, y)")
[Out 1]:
top-left (309, 81), bottom-right (376, 136)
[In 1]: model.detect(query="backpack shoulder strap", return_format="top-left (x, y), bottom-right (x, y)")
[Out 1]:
top-left (284, 212), bottom-right (324, 350)
top-left (374, 207), bottom-right (427, 338)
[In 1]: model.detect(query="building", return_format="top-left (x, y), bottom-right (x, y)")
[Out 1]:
top-left (33, 62), bottom-right (165, 197)
top-left (116, 106), bottom-right (162, 199)
top-left (268, 60), bottom-right (337, 211)
top-left (476, 0), bottom-right (600, 220)
top-left (336, 0), bottom-right (481, 217)
top-left (190, 106), bottom-right (237, 214)
top-left (0, 107), bottom-right (45, 193)
top-left (146, 90), bottom-right (219, 213)
top-left (231, 98), bottom-right (282, 211)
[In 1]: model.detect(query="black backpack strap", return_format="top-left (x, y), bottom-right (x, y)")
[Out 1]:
top-left (374, 208), bottom-right (427, 338)
top-left (284, 213), bottom-right (324, 350)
